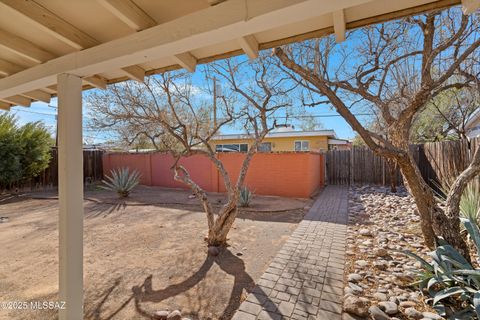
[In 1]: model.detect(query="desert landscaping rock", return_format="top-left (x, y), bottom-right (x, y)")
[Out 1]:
top-left (166, 310), bottom-right (182, 320)
top-left (369, 305), bottom-right (391, 320)
top-left (359, 228), bottom-right (373, 236)
top-left (399, 301), bottom-right (416, 308)
top-left (348, 273), bottom-right (363, 283)
top-left (343, 296), bottom-right (369, 317)
top-left (404, 307), bottom-right (423, 319)
top-left (373, 292), bottom-right (388, 301)
top-left (154, 310), bottom-right (170, 319)
top-left (348, 282), bottom-right (364, 294)
top-left (378, 301), bottom-right (398, 315)
top-left (344, 186), bottom-right (438, 320)
top-left (375, 248), bottom-right (389, 257)
top-left (422, 311), bottom-right (444, 319)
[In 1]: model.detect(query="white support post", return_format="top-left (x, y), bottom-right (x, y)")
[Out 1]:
top-left (57, 73), bottom-right (84, 320)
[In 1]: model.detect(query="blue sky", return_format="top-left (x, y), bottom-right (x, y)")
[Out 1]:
top-left (1, 38), bottom-right (375, 144)
top-left (2, 85), bottom-right (364, 144)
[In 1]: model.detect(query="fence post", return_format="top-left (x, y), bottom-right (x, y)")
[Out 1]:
top-left (382, 159), bottom-right (385, 186)
top-left (350, 147), bottom-right (354, 186)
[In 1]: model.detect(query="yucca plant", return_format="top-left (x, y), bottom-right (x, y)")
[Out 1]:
top-left (404, 218), bottom-right (480, 319)
top-left (101, 167), bottom-right (141, 198)
top-left (238, 186), bottom-right (253, 207)
top-left (459, 181), bottom-right (480, 228)
top-left (433, 179), bottom-right (480, 229)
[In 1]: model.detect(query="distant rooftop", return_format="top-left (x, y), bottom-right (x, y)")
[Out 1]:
top-left (212, 129), bottom-right (338, 141)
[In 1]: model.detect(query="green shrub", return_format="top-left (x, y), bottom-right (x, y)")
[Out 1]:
top-left (101, 167), bottom-right (141, 198)
top-left (238, 186), bottom-right (253, 207)
top-left (404, 218), bottom-right (480, 319)
top-left (0, 114), bottom-right (52, 190)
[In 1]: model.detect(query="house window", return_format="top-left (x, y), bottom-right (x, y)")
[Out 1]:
top-left (215, 143), bottom-right (249, 152)
top-left (258, 142), bottom-right (272, 152)
top-left (294, 140), bottom-right (309, 151)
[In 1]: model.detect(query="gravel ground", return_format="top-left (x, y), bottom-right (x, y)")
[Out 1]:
top-left (343, 185), bottom-right (441, 320)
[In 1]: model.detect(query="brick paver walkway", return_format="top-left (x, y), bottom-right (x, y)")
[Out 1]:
top-left (232, 185), bottom-right (348, 320)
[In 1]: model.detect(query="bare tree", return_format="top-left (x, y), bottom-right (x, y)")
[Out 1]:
top-left (88, 86), bottom-right (193, 151)
top-left (89, 55), bottom-right (292, 248)
top-left (275, 7), bottom-right (480, 255)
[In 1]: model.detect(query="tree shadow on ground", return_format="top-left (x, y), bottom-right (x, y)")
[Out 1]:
top-left (84, 277), bottom-right (134, 320)
top-left (0, 193), bottom-right (29, 205)
top-left (132, 248), bottom-right (277, 320)
top-left (85, 200), bottom-right (304, 224)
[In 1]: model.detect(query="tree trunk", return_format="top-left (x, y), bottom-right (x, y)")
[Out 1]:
top-left (207, 203), bottom-right (238, 246)
top-left (432, 207), bottom-right (470, 261)
top-left (396, 156), bottom-right (437, 248)
top-left (396, 153), bottom-right (470, 255)
top-left (387, 159), bottom-right (398, 193)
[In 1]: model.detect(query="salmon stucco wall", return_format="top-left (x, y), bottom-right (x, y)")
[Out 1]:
top-left (150, 153), bottom-right (216, 191)
top-left (102, 152), bottom-right (325, 198)
top-left (217, 153), bottom-right (322, 197)
top-left (103, 153), bottom-right (152, 185)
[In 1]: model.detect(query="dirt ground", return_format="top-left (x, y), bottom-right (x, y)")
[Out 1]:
top-left (0, 187), bottom-right (310, 320)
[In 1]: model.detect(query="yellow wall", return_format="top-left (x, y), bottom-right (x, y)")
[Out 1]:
top-left (212, 136), bottom-right (329, 152)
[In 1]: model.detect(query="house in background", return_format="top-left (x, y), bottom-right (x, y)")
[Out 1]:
top-left (328, 138), bottom-right (352, 150)
top-left (465, 109), bottom-right (480, 138)
top-left (212, 126), bottom-right (349, 152)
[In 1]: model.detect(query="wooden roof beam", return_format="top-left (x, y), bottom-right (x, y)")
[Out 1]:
top-left (1, 95), bottom-right (31, 107)
top-left (121, 65), bottom-right (145, 82)
top-left (462, 0), bottom-right (479, 14)
top-left (21, 89), bottom-right (51, 103)
top-left (1, 1), bottom-right (147, 85)
top-left (43, 85), bottom-right (57, 94)
top-left (0, 59), bottom-right (24, 76)
top-left (83, 75), bottom-right (107, 90)
top-left (0, 101), bottom-right (11, 110)
top-left (173, 52), bottom-right (197, 73)
top-left (97, 0), bottom-right (157, 31)
top-left (208, 0), bottom-right (227, 5)
top-left (333, 9), bottom-right (346, 42)
top-left (0, 0), bottom-right (98, 50)
top-left (0, 0), bottom-right (380, 98)
top-left (0, 29), bottom-right (55, 63)
top-left (238, 35), bottom-right (259, 60)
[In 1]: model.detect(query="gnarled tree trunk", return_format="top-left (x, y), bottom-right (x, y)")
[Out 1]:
top-left (208, 202), bottom-right (238, 246)
top-left (386, 159), bottom-right (397, 193)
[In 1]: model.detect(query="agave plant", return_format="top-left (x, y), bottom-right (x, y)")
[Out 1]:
top-left (101, 167), bottom-right (141, 198)
top-left (238, 186), bottom-right (253, 207)
top-left (404, 218), bottom-right (480, 319)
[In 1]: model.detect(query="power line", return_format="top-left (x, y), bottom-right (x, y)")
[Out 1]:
top-left (12, 109), bottom-right (56, 117)
top-left (277, 113), bottom-right (374, 119)
top-left (12, 107), bottom-right (92, 119)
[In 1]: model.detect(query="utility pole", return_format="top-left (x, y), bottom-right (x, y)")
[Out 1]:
top-left (213, 76), bottom-right (217, 128)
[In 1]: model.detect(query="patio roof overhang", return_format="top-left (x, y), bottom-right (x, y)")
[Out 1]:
top-left (0, 0), bottom-right (473, 109)
top-left (0, 1), bottom-right (477, 320)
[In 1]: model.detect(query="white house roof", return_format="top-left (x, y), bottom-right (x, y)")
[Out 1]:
top-left (328, 138), bottom-right (350, 145)
top-left (0, 0), bottom-right (467, 110)
top-left (212, 129), bottom-right (338, 141)
top-left (465, 108), bottom-right (480, 129)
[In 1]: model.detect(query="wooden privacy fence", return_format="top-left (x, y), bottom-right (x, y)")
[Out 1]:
top-left (326, 137), bottom-right (480, 187)
top-left (103, 152), bottom-right (325, 198)
top-left (326, 147), bottom-right (402, 186)
top-left (20, 148), bottom-right (105, 190)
